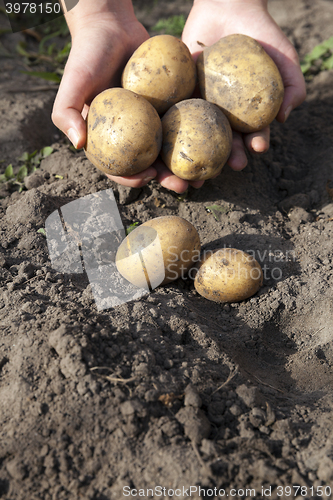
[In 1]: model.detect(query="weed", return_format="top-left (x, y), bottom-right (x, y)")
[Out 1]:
top-left (0, 146), bottom-right (53, 192)
top-left (152, 15), bottom-right (186, 37)
top-left (205, 204), bottom-right (230, 221)
top-left (301, 37), bottom-right (333, 78)
top-left (126, 222), bottom-right (140, 235)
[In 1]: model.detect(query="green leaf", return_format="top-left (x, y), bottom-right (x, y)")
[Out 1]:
top-left (17, 165), bottom-right (28, 182)
top-left (41, 146), bottom-right (53, 158)
top-left (17, 152), bottom-right (29, 162)
top-left (322, 53), bottom-right (333, 70)
top-left (151, 15), bottom-right (186, 37)
top-left (16, 41), bottom-right (30, 57)
top-left (0, 28), bottom-right (12, 36)
top-left (307, 44), bottom-right (329, 61)
top-left (300, 61), bottom-right (312, 74)
top-left (321, 36), bottom-right (333, 50)
top-left (206, 204), bottom-right (229, 221)
top-left (28, 150), bottom-right (38, 160)
top-left (4, 164), bottom-right (14, 180)
top-left (37, 228), bottom-right (46, 236)
top-left (126, 222), bottom-right (140, 235)
top-left (38, 30), bottom-right (62, 53)
top-left (20, 71), bottom-right (61, 83)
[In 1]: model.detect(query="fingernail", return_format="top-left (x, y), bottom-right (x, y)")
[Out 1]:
top-left (143, 176), bottom-right (155, 183)
top-left (284, 105), bottom-right (292, 122)
top-left (67, 128), bottom-right (79, 148)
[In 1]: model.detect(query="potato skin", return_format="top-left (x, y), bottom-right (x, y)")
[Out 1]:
top-left (197, 34), bottom-right (284, 133)
top-left (116, 216), bottom-right (201, 288)
top-left (122, 35), bottom-right (197, 114)
top-left (85, 88), bottom-right (162, 176)
top-left (161, 99), bottom-right (232, 181)
top-left (194, 248), bottom-right (263, 303)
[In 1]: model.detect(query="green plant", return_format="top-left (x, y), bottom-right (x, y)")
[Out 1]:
top-left (205, 204), bottom-right (230, 221)
top-left (14, 15), bottom-right (70, 83)
top-left (17, 33), bottom-right (71, 83)
top-left (151, 14), bottom-right (186, 37)
top-left (0, 146), bottom-right (53, 192)
top-left (125, 222), bottom-right (140, 235)
top-left (301, 37), bottom-right (333, 77)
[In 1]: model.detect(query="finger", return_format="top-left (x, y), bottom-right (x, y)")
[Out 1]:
top-left (105, 166), bottom-right (157, 189)
top-left (189, 179), bottom-right (205, 189)
top-left (227, 131), bottom-right (248, 171)
top-left (263, 44), bottom-right (306, 123)
top-left (154, 159), bottom-right (189, 194)
top-left (244, 126), bottom-right (270, 154)
top-left (52, 61), bottom-right (90, 149)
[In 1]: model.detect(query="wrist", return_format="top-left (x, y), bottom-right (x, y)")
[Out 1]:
top-left (193, 0), bottom-right (268, 8)
top-left (61, 0), bottom-right (137, 37)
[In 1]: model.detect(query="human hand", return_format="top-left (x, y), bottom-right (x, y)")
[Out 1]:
top-left (52, 2), bottom-right (204, 194)
top-left (182, 0), bottom-right (306, 171)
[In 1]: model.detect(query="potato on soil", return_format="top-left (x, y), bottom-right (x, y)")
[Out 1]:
top-left (116, 216), bottom-right (201, 289)
top-left (161, 99), bottom-right (232, 181)
top-left (85, 88), bottom-right (162, 177)
top-left (121, 34), bottom-right (197, 115)
top-left (197, 34), bottom-right (284, 133)
top-left (194, 248), bottom-right (263, 303)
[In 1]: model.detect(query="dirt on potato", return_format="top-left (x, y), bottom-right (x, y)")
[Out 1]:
top-left (1, 1), bottom-right (333, 499)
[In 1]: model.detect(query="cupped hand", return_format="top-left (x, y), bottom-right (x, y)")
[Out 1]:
top-left (52, 11), bottom-right (204, 194)
top-left (182, 0), bottom-right (307, 171)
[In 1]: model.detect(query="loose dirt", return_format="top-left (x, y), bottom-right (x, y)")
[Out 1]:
top-left (1, 1), bottom-right (333, 499)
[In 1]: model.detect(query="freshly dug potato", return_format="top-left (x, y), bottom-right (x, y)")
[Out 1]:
top-left (197, 34), bottom-right (284, 133)
top-left (116, 216), bottom-right (201, 289)
top-left (194, 248), bottom-right (263, 303)
top-left (161, 99), bottom-right (232, 181)
top-left (122, 35), bottom-right (197, 114)
top-left (85, 88), bottom-right (162, 176)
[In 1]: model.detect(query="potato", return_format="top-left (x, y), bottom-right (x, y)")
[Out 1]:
top-left (197, 34), bottom-right (284, 133)
top-left (85, 88), bottom-right (162, 176)
top-left (194, 248), bottom-right (263, 302)
top-left (116, 216), bottom-right (201, 289)
top-left (121, 35), bottom-right (197, 114)
top-left (161, 98), bottom-right (232, 181)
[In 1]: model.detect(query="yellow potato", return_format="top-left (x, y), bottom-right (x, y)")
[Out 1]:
top-left (85, 88), bottom-right (162, 176)
top-left (116, 216), bottom-right (201, 289)
top-left (196, 34), bottom-right (284, 133)
top-left (122, 35), bottom-right (197, 114)
top-left (161, 98), bottom-right (232, 181)
top-left (194, 248), bottom-right (263, 303)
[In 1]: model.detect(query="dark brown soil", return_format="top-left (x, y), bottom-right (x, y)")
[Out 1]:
top-left (1, 1), bottom-right (333, 499)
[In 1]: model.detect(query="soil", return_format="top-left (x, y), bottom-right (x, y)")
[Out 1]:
top-left (1, 0), bottom-right (333, 499)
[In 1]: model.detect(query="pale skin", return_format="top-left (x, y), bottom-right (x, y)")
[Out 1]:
top-left (52, 0), bottom-right (306, 194)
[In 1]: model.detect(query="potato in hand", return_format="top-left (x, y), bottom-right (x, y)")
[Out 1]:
top-left (122, 34), bottom-right (197, 115)
top-left (85, 88), bottom-right (162, 177)
top-left (161, 99), bottom-right (232, 181)
top-left (197, 34), bottom-right (284, 133)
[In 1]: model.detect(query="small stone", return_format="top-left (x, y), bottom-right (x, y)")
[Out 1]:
top-left (117, 185), bottom-right (141, 205)
top-left (176, 406), bottom-right (211, 445)
top-left (184, 384), bottom-right (202, 408)
top-left (229, 403), bottom-right (242, 416)
top-left (24, 171), bottom-right (45, 190)
top-left (120, 399), bottom-right (145, 417)
top-left (235, 384), bottom-right (261, 408)
top-left (6, 458), bottom-right (27, 480)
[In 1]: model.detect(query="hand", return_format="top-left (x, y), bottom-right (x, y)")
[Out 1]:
top-left (182, 0), bottom-right (306, 171)
top-left (52, 2), bottom-right (204, 194)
